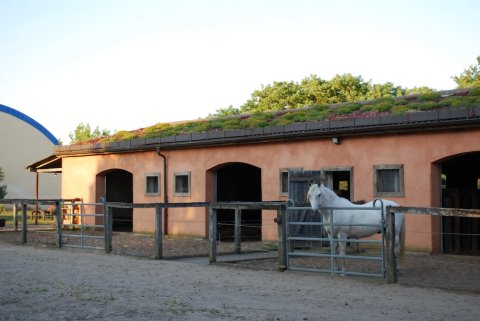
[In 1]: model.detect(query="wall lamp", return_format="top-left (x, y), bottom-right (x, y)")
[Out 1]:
top-left (332, 137), bottom-right (341, 145)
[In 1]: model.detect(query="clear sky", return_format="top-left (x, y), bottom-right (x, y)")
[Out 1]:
top-left (1, 0), bottom-right (479, 144)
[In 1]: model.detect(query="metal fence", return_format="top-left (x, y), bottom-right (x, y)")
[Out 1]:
top-left (284, 205), bottom-right (386, 278)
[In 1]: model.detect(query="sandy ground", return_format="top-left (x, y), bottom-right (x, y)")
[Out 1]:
top-left (0, 243), bottom-right (479, 321)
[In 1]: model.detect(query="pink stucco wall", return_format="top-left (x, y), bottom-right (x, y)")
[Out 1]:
top-left (61, 127), bottom-right (480, 252)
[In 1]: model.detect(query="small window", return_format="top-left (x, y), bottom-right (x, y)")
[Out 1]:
top-left (145, 173), bottom-right (160, 196)
top-left (174, 172), bottom-right (191, 196)
top-left (279, 168), bottom-right (302, 196)
top-left (374, 164), bottom-right (404, 197)
top-left (280, 170), bottom-right (289, 195)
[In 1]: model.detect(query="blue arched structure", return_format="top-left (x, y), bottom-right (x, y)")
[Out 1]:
top-left (0, 104), bottom-right (59, 145)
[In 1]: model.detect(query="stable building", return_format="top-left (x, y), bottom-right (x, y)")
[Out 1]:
top-left (46, 89), bottom-right (480, 254)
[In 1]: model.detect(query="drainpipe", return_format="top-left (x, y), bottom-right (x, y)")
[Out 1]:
top-left (156, 147), bottom-right (168, 235)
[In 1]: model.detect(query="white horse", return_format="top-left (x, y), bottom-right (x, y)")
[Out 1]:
top-left (306, 183), bottom-right (404, 272)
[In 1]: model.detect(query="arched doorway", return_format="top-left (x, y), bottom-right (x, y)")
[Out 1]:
top-left (210, 162), bottom-right (262, 241)
top-left (441, 152), bottom-right (480, 254)
top-left (97, 169), bottom-right (133, 232)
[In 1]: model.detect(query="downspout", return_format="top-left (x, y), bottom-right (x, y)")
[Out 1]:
top-left (156, 147), bottom-right (168, 235)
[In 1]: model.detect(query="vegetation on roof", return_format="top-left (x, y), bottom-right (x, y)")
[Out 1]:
top-left (90, 87), bottom-right (480, 144)
top-left (67, 56), bottom-right (480, 145)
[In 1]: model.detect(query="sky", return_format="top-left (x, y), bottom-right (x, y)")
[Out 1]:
top-left (1, 0), bottom-right (480, 144)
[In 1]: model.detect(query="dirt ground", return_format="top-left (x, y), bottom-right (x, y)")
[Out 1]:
top-left (0, 228), bottom-right (480, 294)
top-left (0, 242), bottom-right (479, 321)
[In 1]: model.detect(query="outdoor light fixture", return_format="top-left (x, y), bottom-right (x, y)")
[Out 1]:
top-left (332, 137), bottom-right (340, 145)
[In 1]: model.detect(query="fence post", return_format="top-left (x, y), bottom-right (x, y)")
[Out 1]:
top-left (154, 204), bottom-right (163, 260)
top-left (101, 198), bottom-right (109, 253)
top-left (275, 206), bottom-right (287, 271)
top-left (209, 206), bottom-right (217, 263)
top-left (21, 203), bottom-right (27, 244)
top-left (385, 209), bottom-right (398, 283)
top-left (106, 206), bottom-right (113, 253)
top-left (234, 208), bottom-right (241, 254)
top-left (55, 201), bottom-right (62, 248)
top-left (13, 204), bottom-right (18, 231)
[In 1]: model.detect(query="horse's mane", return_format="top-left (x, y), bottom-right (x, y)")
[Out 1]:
top-left (318, 184), bottom-right (352, 206)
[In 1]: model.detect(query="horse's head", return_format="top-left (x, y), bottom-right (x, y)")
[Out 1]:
top-left (307, 183), bottom-right (324, 215)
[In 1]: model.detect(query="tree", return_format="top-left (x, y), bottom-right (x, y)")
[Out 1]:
top-left (211, 73), bottom-right (434, 116)
top-left (0, 166), bottom-right (7, 199)
top-left (69, 123), bottom-right (111, 144)
top-left (209, 105), bottom-right (241, 118)
top-left (452, 56), bottom-right (480, 88)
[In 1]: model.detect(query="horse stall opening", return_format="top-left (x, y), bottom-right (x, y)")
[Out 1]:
top-left (441, 152), bottom-right (480, 254)
top-left (214, 163), bottom-right (262, 242)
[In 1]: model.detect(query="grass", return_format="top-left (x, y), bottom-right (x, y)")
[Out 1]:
top-left (0, 210), bottom-right (55, 225)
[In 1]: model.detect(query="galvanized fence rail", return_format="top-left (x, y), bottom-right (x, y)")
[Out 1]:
top-left (59, 202), bottom-right (105, 250)
top-left (285, 205), bottom-right (386, 278)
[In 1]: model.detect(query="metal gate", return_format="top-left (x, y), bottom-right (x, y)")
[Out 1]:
top-left (285, 205), bottom-right (386, 277)
top-left (58, 201), bottom-right (105, 250)
top-left (286, 170), bottom-right (386, 277)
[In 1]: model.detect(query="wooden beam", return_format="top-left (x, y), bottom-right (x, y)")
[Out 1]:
top-left (388, 206), bottom-right (480, 218)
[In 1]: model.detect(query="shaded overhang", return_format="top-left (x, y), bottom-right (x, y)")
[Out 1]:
top-left (27, 155), bottom-right (62, 173)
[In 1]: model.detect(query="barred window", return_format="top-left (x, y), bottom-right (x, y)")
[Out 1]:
top-left (374, 164), bottom-right (404, 197)
top-left (174, 172), bottom-right (191, 196)
top-left (145, 173), bottom-right (160, 196)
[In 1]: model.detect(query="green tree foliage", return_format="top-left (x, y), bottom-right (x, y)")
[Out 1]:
top-left (452, 56), bottom-right (480, 88)
top-left (69, 123), bottom-right (111, 144)
top-left (212, 74), bottom-right (421, 116)
top-left (208, 105), bottom-right (241, 118)
top-left (0, 166), bottom-right (7, 199)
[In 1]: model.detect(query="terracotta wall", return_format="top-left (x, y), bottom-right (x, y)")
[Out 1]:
top-left (61, 128), bottom-right (480, 251)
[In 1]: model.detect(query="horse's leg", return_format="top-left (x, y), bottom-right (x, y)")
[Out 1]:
top-left (327, 232), bottom-right (337, 271)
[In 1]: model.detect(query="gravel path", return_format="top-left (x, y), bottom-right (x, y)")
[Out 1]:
top-left (1, 243), bottom-right (479, 321)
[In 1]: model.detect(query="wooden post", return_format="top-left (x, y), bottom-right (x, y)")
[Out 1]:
top-left (13, 204), bottom-right (18, 231)
top-left (209, 207), bottom-right (217, 263)
top-left (385, 210), bottom-right (398, 283)
top-left (102, 199), bottom-right (109, 253)
top-left (21, 203), bottom-right (27, 244)
top-left (154, 204), bottom-right (163, 260)
top-left (55, 201), bottom-right (62, 248)
top-left (106, 206), bottom-right (113, 253)
top-left (275, 206), bottom-right (287, 271)
top-left (234, 208), bottom-right (241, 254)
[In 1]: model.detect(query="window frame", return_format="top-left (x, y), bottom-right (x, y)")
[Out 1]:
top-left (373, 164), bottom-right (404, 197)
top-left (145, 172), bottom-right (160, 196)
top-left (279, 167), bottom-right (302, 196)
top-left (174, 171), bottom-right (191, 196)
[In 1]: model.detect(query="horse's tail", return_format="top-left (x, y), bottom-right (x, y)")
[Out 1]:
top-left (399, 215), bottom-right (406, 268)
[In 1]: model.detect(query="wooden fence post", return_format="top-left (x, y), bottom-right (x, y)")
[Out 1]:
top-left (209, 206), bottom-right (217, 263)
top-left (106, 206), bottom-right (113, 253)
top-left (234, 208), bottom-right (241, 254)
top-left (13, 203), bottom-right (18, 231)
top-left (21, 203), bottom-right (27, 244)
top-left (275, 206), bottom-right (287, 271)
top-left (154, 204), bottom-right (163, 260)
top-left (385, 210), bottom-right (398, 283)
top-left (55, 201), bottom-right (62, 248)
top-left (101, 198), bottom-right (109, 253)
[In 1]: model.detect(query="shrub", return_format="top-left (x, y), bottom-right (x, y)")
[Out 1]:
top-left (417, 92), bottom-right (442, 101)
top-left (333, 103), bottom-right (362, 115)
top-left (468, 87), bottom-right (480, 96)
top-left (391, 105), bottom-right (411, 114)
